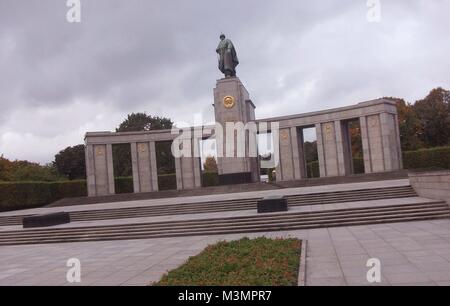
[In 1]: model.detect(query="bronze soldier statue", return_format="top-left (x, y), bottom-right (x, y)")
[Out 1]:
top-left (216, 34), bottom-right (239, 77)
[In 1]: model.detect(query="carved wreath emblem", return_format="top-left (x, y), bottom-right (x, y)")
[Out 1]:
top-left (138, 143), bottom-right (147, 153)
top-left (324, 123), bottom-right (333, 141)
top-left (95, 147), bottom-right (104, 156)
top-left (223, 95), bottom-right (236, 109)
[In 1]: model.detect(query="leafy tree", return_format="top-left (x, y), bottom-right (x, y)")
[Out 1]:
top-left (348, 120), bottom-right (363, 158)
top-left (389, 97), bottom-right (424, 151)
top-left (54, 145), bottom-right (86, 180)
top-left (0, 155), bottom-right (62, 182)
top-left (155, 141), bottom-right (175, 175)
top-left (112, 144), bottom-right (132, 177)
top-left (0, 155), bottom-right (13, 181)
top-left (203, 156), bottom-right (218, 172)
top-left (10, 162), bottom-right (60, 181)
top-left (116, 113), bottom-right (173, 132)
top-left (303, 141), bottom-right (318, 162)
top-left (414, 88), bottom-right (450, 148)
top-left (114, 113), bottom-right (174, 176)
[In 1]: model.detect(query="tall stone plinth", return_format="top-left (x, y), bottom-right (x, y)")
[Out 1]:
top-left (213, 77), bottom-right (260, 184)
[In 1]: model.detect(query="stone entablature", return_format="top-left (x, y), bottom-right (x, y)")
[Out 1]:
top-left (256, 99), bottom-right (398, 127)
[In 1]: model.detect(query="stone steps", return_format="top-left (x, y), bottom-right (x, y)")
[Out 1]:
top-left (47, 170), bottom-right (409, 208)
top-left (0, 186), bottom-right (415, 226)
top-left (0, 201), bottom-right (448, 246)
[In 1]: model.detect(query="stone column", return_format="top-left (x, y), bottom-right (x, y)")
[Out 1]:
top-left (315, 123), bottom-right (326, 177)
top-left (380, 112), bottom-right (403, 171)
top-left (130, 142), bottom-right (140, 193)
top-left (276, 127), bottom-right (307, 181)
top-left (319, 122), bottom-right (339, 177)
top-left (334, 120), bottom-right (352, 176)
top-left (314, 121), bottom-right (350, 178)
top-left (296, 128), bottom-right (308, 179)
top-left (277, 128), bottom-right (294, 181)
top-left (91, 144), bottom-right (115, 196)
top-left (106, 144), bottom-right (115, 195)
top-left (360, 116), bottom-right (373, 173)
top-left (192, 138), bottom-right (202, 188)
top-left (149, 141), bottom-right (159, 191)
top-left (175, 157), bottom-right (183, 190)
top-left (362, 114), bottom-right (385, 172)
top-left (138, 142), bottom-right (157, 192)
top-left (394, 114), bottom-right (404, 169)
top-left (130, 142), bottom-right (160, 193)
top-left (85, 144), bottom-right (96, 197)
top-left (290, 127), bottom-right (302, 180)
top-left (175, 137), bottom-right (202, 190)
top-left (360, 112), bottom-right (403, 174)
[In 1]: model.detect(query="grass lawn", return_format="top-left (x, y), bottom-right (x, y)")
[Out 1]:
top-left (153, 237), bottom-right (302, 286)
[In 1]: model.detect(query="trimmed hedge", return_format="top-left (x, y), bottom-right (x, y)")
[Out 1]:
top-left (306, 158), bottom-right (365, 178)
top-left (353, 158), bottom-right (365, 174)
top-left (115, 177), bottom-right (134, 194)
top-left (0, 174), bottom-right (179, 211)
top-left (403, 146), bottom-right (450, 170)
top-left (158, 173), bottom-right (177, 191)
top-left (306, 161), bottom-right (320, 178)
top-left (115, 175), bottom-right (178, 193)
top-left (0, 180), bottom-right (86, 212)
top-left (202, 172), bottom-right (219, 187)
top-left (304, 146), bottom-right (450, 177)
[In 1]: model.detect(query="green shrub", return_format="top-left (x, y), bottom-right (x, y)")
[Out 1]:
top-left (114, 177), bottom-right (133, 194)
top-left (0, 180), bottom-right (86, 212)
top-left (158, 173), bottom-right (177, 191)
top-left (114, 175), bottom-right (178, 193)
top-left (49, 180), bottom-right (86, 200)
top-left (267, 168), bottom-right (276, 182)
top-left (202, 172), bottom-right (219, 187)
top-left (403, 146), bottom-right (450, 170)
top-left (154, 237), bottom-right (301, 286)
top-left (353, 158), bottom-right (365, 174)
top-left (307, 161), bottom-right (320, 178)
top-left (306, 158), bottom-right (364, 177)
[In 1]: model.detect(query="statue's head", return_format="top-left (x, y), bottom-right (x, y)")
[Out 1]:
top-left (220, 34), bottom-right (226, 40)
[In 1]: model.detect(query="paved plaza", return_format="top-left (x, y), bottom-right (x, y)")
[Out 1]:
top-left (1, 179), bottom-right (449, 286)
top-left (1, 219), bottom-right (450, 286)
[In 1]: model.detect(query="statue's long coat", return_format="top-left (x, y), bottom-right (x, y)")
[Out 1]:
top-left (216, 39), bottom-right (239, 76)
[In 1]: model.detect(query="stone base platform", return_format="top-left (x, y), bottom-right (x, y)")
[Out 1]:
top-left (48, 170), bottom-right (408, 208)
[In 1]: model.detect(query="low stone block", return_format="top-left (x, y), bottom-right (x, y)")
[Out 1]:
top-left (23, 212), bottom-right (71, 228)
top-left (257, 196), bottom-right (288, 213)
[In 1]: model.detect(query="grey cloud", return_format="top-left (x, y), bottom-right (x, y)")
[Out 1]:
top-left (0, 0), bottom-right (449, 163)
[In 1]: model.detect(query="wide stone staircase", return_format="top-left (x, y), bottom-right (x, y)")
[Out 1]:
top-left (0, 185), bottom-right (417, 226)
top-left (0, 184), bottom-right (448, 246)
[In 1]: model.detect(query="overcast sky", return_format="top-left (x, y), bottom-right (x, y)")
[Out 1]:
top-left (0, 0), bottom-right (449, 164)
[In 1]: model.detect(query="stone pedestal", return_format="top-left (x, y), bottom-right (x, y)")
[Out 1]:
top-left (213, 77), bottom-right (259, 184)
top-left (257, 196), bottom-right (288, 213)
top-left (23, 212), bottom-right (71, 228)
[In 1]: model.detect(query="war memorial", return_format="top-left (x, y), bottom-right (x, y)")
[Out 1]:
top-left (84, 35), bottom-right (403, 196)
top-left (0, 35), bottom-right (449, 287)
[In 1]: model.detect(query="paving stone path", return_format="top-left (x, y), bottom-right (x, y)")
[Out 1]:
top-left (1, 219), bottom-right (450, 286)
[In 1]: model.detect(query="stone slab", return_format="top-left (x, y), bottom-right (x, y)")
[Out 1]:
top-left (23, 212), bottom-right (70, 228)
